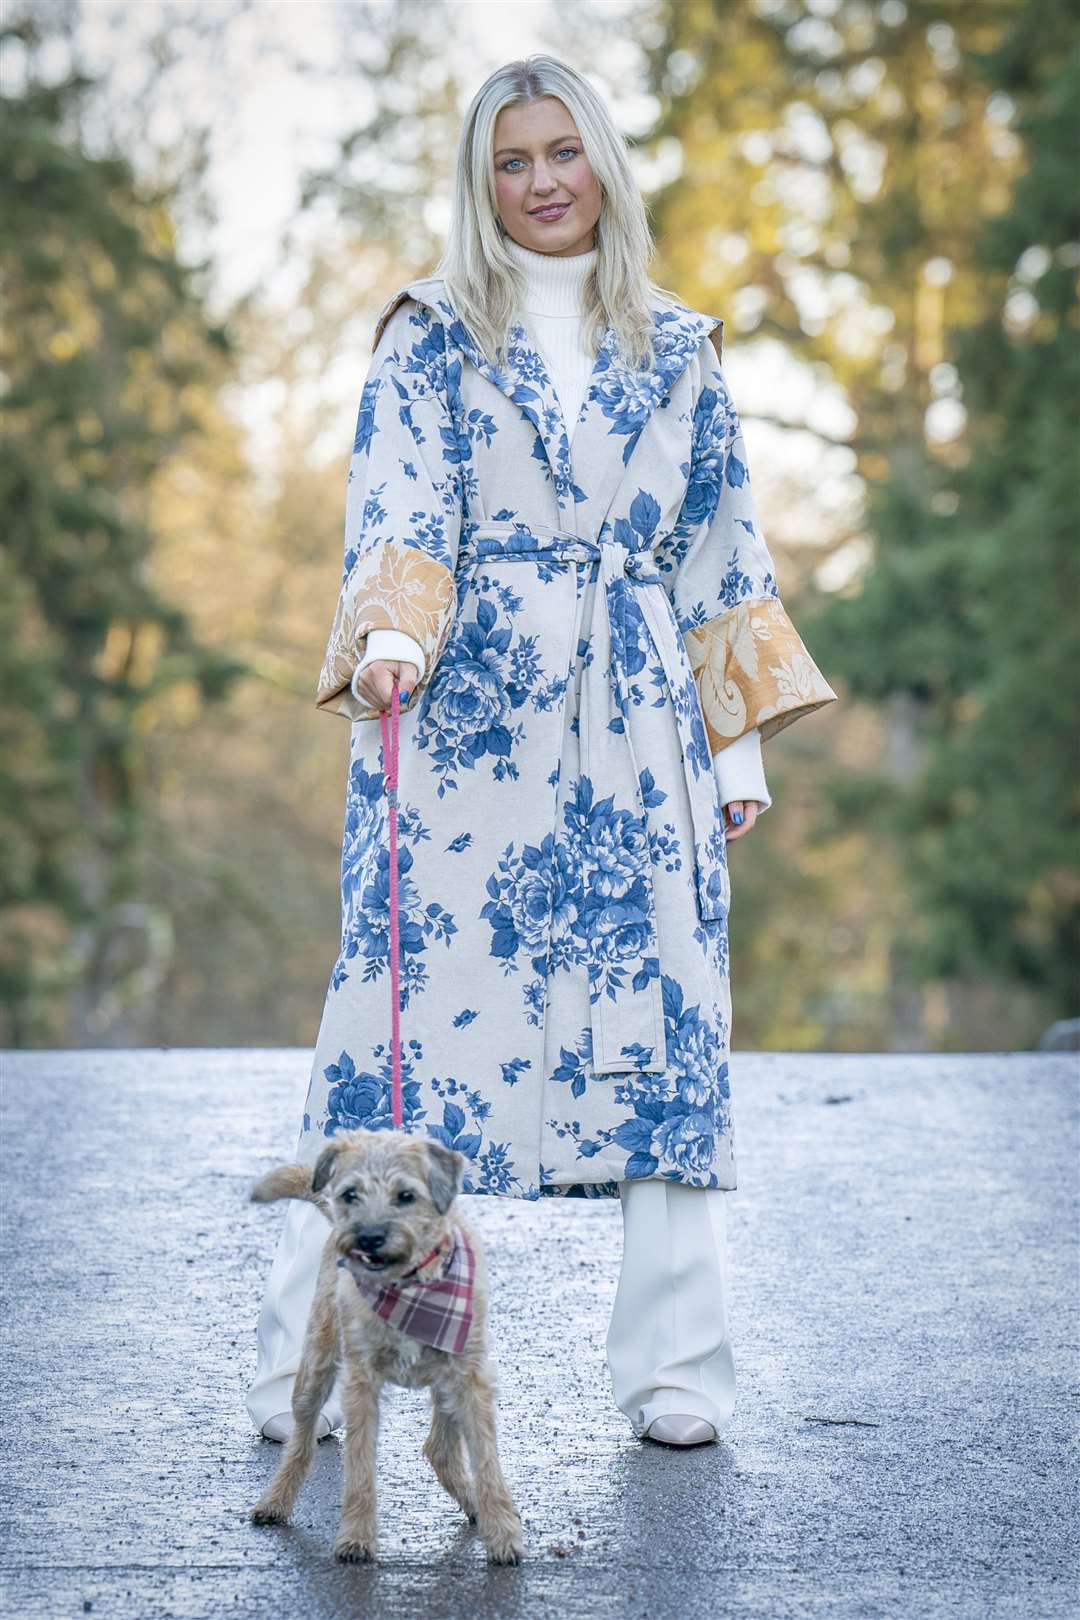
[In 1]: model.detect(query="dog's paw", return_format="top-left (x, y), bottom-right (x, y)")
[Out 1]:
top-left (250, 1503), bottom-right (289, 1526)
top-left (333, 1537), bottom-right (376, 1564)
top-left (482, 1519), bottom-right (525, 1565)
top-left (485, 1538), bottom-right (524, 1565)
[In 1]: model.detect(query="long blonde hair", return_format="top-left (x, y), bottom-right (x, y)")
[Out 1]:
top-left (433, 55), bottom-right (679, 374)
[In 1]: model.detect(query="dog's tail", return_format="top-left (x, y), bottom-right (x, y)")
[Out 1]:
top-left (249, 1163), bottom-right (327, 1210)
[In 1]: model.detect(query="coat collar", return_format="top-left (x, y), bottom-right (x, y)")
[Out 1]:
top-left (371, 274), bottom-right (724, 536)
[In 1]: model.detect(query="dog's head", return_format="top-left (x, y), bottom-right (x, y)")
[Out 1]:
top-left (310, 1129), bottom-right (465, 1282)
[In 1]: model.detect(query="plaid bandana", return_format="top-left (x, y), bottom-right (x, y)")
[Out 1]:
top-left (338, 1224), bottom-right (476, 1355)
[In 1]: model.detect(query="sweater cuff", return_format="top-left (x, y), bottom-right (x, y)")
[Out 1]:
top-left (350, 629), bottom-right (426, 702)
top-left (713, 726), bottom-right (772, 813)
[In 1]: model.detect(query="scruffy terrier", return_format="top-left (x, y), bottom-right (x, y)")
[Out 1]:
top-left (247, 1127), bottom-right (524, 1564)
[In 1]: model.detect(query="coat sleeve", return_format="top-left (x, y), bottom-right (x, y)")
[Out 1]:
top-left (666, 333), bottom-right (838, 758)
top-left (315, 294), bottom-right (462, 722)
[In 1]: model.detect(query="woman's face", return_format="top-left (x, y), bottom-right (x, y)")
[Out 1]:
top-left (492, 96), bottom-right (602, 258)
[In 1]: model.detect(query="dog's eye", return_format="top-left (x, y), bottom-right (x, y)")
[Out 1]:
top-left (341, 1189), bottom-right (357, 1205)
top-left (396, 1189), bottom-right (416, 1204)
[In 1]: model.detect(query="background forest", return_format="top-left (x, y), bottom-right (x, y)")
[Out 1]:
top-left (2, 0), bottom-right (1077, 1052)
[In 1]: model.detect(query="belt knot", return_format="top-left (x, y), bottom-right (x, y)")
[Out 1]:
top-left (456, 524), bottom-right (660, 581)
top-left (593, 540), bottom-right (661, 585)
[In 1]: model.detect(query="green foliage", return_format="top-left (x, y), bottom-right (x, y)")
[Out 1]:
top-left (0, 30), bottom-right (246, 1042)
top-left (4, 0), bottom-right (1075, 1051)
top-left (644, 0), bottom-right (1077, 1041)
top-left (814, 1), bottom-right (1080, 1007)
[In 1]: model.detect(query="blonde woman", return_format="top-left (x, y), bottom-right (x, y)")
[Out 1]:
top-left (247, 55), bottom-right (836, 1449)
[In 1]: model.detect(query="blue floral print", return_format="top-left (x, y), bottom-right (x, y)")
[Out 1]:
top-left (334, 760), bottom-right (456, 1009)
top-left (314, 1042), bottom-right (531, 1196)
top-left (479, 772), bottom-right (664, 1055)
top-left (415, 583), bottom-right (566, 797)
top-left (548, 976), bottom-right (733, 1186)
top-left (301, 271), bottom-right (837, 1198)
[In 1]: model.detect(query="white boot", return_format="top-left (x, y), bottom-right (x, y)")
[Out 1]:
top-left (259, 1410), bottom-right (335, 1443)
top-left (643, 1413), bottom-right (716, 1447)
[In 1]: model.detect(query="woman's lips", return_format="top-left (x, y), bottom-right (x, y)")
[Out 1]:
top-left (528, 202), bottom-right (570, 222)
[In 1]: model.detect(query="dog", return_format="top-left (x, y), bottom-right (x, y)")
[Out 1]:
top-left (247, 1127), bottom-right (524, 1565)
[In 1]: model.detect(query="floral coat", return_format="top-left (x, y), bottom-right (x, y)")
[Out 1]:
top-left (298, 272), bottom-right (838, 1199)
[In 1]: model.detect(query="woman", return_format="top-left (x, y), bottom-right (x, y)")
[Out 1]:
top-left (246, 56), bottom-right (837, 1449)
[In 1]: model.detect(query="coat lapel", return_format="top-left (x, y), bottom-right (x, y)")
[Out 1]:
top-left (566, 304), bottom-right (721, 542)
top-left (449, 314), bottom-right (585, 513)
top-left (370, 277), bottom-right (723, 542)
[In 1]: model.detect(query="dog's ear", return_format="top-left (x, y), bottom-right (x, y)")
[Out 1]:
top-left (422, 1140), bottom-right (465, 1214)
top-left (311, 1139), bottom-right (344, 1195)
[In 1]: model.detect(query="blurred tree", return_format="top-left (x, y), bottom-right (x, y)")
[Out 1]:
top-left (0, 19), bottom-right (247, 1045)
top-left (281, 0), bottom-right (468, 281)
top-left (815, 0), bottom-right (1080, 1015)
top-left (138, 269), bottom-right (377, 1053)
top-left (0, 0), bottom-right (495, 1052)
top-left (139, 0), bottom-right (474, 1050)
top-left (6, 0), bottom-right (1069, 1054)
top-left (643, 0), bottom-right (1069, 1045)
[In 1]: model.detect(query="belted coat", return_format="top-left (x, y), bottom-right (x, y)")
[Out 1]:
top-left (299, 272), bottom-right (838, 1199)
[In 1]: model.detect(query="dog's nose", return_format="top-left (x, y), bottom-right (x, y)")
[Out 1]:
top-left (354, 1227), bottom-right (388, 1254)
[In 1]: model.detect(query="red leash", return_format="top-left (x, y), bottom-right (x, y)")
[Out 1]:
top-left (378, 673), bottom-right (403, 1128)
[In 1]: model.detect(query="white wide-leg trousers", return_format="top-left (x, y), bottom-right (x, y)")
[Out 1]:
top-left (244, 1176), bottom-right (736, 1439)
top-left (605, 1178), bottom-right (736, 1439)
top-left (245, 1193), bottom-right (348, 1433)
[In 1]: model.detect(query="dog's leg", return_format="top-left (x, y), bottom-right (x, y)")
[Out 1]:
top-left (250, 1253), bottom-right (339, 1526)
top-left (456, 1363), bottom-right (524, 1564)
top-left (333, 1367), bottom-right (380, 1563)
top-left (423, 1387), bottom-right (478, 1523)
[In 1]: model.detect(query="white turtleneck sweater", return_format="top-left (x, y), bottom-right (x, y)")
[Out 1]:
top-left (352, 238), bottom-right (770, 813)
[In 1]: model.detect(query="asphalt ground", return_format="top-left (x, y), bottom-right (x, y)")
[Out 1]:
top-left (1, 1048), bottom-right (1076, 1619)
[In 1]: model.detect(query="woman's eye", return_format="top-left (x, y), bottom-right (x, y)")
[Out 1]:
top-left (396, 1189), bottom-right (415, 1204)
top-left (500, 148), bottom-right (579, 172)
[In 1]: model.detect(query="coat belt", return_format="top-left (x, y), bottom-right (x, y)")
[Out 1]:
top-left (456, 523), bottom-right (726, 1077)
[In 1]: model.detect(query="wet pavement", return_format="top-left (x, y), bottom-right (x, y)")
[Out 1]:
top-left (1, 1048), bottom-right (1077, 1619)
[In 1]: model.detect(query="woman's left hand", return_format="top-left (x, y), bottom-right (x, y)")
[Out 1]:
top-left (723, 800), bottom-right (763, 841)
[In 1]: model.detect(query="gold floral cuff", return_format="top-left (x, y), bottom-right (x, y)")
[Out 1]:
top-left (683, 595), bottom-right (838, 755)
top-left (315, 542), bottom-right (456, 721)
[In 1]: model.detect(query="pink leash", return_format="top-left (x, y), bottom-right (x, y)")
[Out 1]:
top-left (378, 673), bottom-right (404, 1128)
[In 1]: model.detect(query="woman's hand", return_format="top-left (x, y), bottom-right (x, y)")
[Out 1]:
top-left (353, 658), bottom-right (419, 713)
top-left (723, 800), bottom-right (763, 841)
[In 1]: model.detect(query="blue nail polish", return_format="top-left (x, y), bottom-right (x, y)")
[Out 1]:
top-left (400, 688), bottom-right (412, 705)
top-left (732, 811), bottom-right (743, 825)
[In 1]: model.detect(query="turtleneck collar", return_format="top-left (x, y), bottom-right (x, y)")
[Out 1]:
top-left (504, 234), bottom-right (598, 317)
